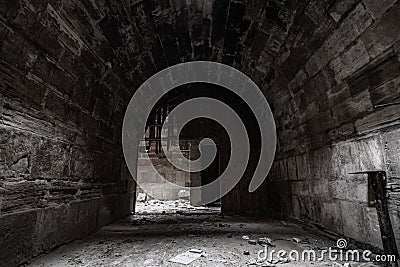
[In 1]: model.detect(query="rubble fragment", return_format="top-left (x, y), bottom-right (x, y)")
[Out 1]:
top-left (248, 240), bottom-right (257, 245)
top-left (136, 193), bottom-right (147, 202)
top-left (292, 237), bottom-right (301, 243)
top-left (169, 250), bottom-right (203, 265)
top-left (258, 237), bottom-right (275, 247)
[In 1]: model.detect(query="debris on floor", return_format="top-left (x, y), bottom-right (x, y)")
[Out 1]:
top-left (188, 248), bottom-right (203, 254)
top-left (130, 217), bottom-right (148, 225)
top-left (178, 190), bottom-right (190, 199)
top-left (136, 193), bottom-right (147, 202)
top-left (293, 237), bottom-right (301, 243)
top-left (248, 257), bottom-right (291, 266)
top-left (268, 258), bottom-right (291, 264)
top-left (28, 200), bottom-right (383, 267)
top-left (169, 250), bottom-right (203, 265)
top-left (248, 239), bottom-right (258, 245)
top-left (135, 199), bottom-right (221, 215)
top-left (258, 237), bottom-right (275, 247)
top-left (292, 237), bottom-right (310, 244)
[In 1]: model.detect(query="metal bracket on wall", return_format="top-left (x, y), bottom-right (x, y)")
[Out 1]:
top-left (350, 171), bottom-right (399, 266)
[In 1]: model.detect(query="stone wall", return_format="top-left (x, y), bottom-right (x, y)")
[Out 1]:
top-left (136, 150), bottom-right (192, 201)
top-left (265, 0), bottom-right (400, 252)
top-left (0, 1), bottom-right (135, 266)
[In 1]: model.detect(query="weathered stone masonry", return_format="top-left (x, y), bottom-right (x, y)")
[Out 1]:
top-left (266, 0), bottom-right (400, 252)
top-left (0, 1), bottom-right (135, 266)
top-left (1, 0), bottom-right (400, 265)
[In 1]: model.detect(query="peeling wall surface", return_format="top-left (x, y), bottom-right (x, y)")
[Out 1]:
top-left (0, 0), bottom-right (400, 265)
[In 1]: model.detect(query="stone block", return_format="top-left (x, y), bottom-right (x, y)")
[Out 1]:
top-left (390, 211), bottom-right (400, 239)
top-left (290, 181), bottom-right (310, 196)
top-left (33, 205), bottom-right (68, 256)
top-left (290, 195), bottom-right (302, 219)
top-left (306, 3), bottom-right (372, 76)
top-left (117, 192), bottom-right (134, 217)
top-left (0, 210), bottom-right (37, 267)
top-left (98, 195), bottom-right (119, 227)
top-left (362, 0), bottom-right (398, 20)
top-left (296, 154), bottom-right (309, 180)
top-left (305, 196), bottom-right (319, 224)
top-left (329, 179), bottom-right (368, 202)
top-left (371, 74), bottom-right (400, 106)
top-left (331, 136), bottom-right (385, 183)
top-left (178, 189), bottom-right (190, 199)
top-left (330, 40), bottom-right (370, 82)
top-left (292, 195), bottom-right (313, 221)
top-left (1, 180), bottom-right (48, 213)
top-left (364, 207), bottom-right (383, 249)
top-left (308, 179), bottom-right (329, 196)
top-left (340, 201), bottom-right (368, 243)
top-left (154, 173), bottom-right (166, 183)
top-left (382, 129), bottom-right (400, 178)
top-left (267, 161), bottom-right (280, 181)
top-left (137, 165), bottom-right (154, 172)
top-left (308, 67), bottom-right (335, 100)
top-left (319, 200), bottom-right (344, 234)
top-left (288, 69), bottom-right (307, 93)
top-left (356, 137), bottom-right (386, 170)
top-left (160, 188), bottom-right (175, 200)
top-left (50, 68), bottom-right (75, 96)
top-left (151, 188), bottom-right (163, 200)
top-left (362, 3), bottom-right (400, 58)
top-left (355, 105), bottom-right (400, 133)
top-left (31, 139), bottom-right (71, 180)
top-left (308, 147), bottom-right (333, 180)
top-left (138, 172), bottom-right (155, 183)
top-left (173, 171), bottom-right (183, 185)
top-left (326, 81), bottom-right (351, 107)
top-left (93, 99), bottom-right (112, 123)
top-left (287, 157), bottom-right (298, 180)
top-left (0, 0), bottom-right (20, 19)
top-left (331, 89), bottom-right (373, 124)
top-left (328, 123), bottom-right (355, 140)
top-left (137, 158), bottom-right (149, 166)
top-left (329, 0), bottom-right (359, 22)
top-left (164, 171), bottom-right (176, 182)
top-left (70, 147), bottom-right (94, 180)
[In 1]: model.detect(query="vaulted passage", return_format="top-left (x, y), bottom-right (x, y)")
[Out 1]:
top-left (1, 0), bottom-right (400, 266)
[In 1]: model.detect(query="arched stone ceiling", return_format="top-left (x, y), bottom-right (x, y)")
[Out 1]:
top-left (95, 0), bottom-right (300, 89)
top-left (2, 0), bottom-right (399, 158)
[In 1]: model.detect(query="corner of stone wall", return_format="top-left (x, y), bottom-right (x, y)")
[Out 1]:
top-left (0, 193), bottom-right (134, 267)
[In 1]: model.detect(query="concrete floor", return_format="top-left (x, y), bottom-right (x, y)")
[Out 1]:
top-left (28, 201), bottom-right (382, 267)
